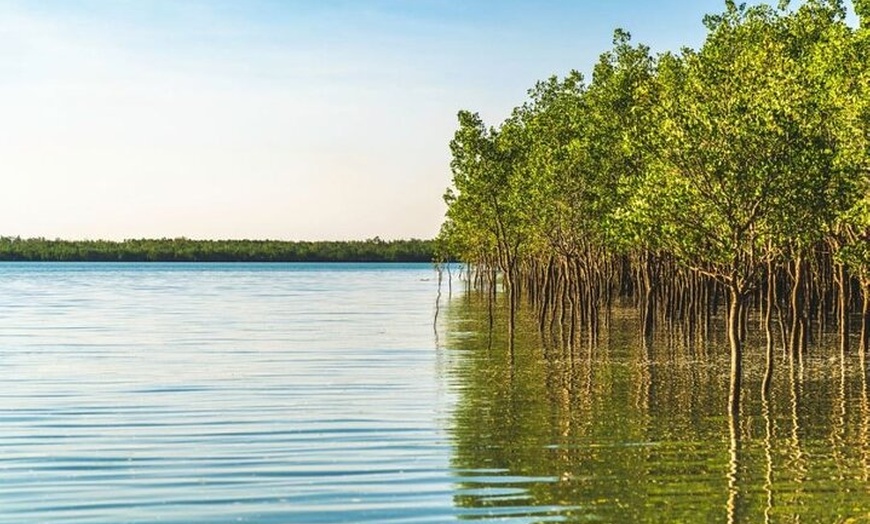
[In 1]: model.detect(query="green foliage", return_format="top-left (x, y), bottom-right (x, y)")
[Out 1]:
top-left (855, 0), bottom-right (870, 25)
top-left (440, 0), bottom-right (869, 293)
top-left (0, 237), bottom-right (435, 263)
top-left (638, 0), bottom-right (853, 285)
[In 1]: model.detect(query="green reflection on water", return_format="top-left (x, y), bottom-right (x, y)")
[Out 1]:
top-left (443, 293), bottom-right (870, 523)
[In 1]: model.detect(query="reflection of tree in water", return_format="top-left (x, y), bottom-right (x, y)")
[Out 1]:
top-left (443, 292), bottom-right (870, 522)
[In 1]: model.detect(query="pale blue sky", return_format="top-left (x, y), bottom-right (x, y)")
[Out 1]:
top-left (0, 0), bottom-right (824, 240)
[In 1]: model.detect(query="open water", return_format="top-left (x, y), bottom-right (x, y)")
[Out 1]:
top-left (2, 263), bottom-right (870, 522)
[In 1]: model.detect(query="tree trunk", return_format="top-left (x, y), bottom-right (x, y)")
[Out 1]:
top-left (506, 265), bottom-right (517, 362)
top-left (763, 262), bottom-right (774, 396)
top-left (837, 263), bottom-right (850, 355)
top-left (642, 254), bottom-right (656, 342)
top-left (729, 282), bottom-right (744, 415)
top-left (790, 256), bottom-right (804, 358)
top-left (862, 283), bottom-right (870, 356)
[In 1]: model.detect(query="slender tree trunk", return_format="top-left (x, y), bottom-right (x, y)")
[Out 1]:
top-left (790, 256), bottom-right (804, 358)
top-left (729, 282), bottom-right (744, 416)
top-left (434, 264), bottom-right (443, 328)
top-left (539, 257), bottom-right (554, 333)
top-left (862, 283), bottom-right (870, 356)
top-left (643, 254), bottom-right (656, 342)
top-left (773, 268), bottom-right (788, 356)
top-left (728, 282), bottom-right (743, 522)
top-left (763, 262), bottom-right (775, 396)
top-left (487, 267), bottom-right (496, 349)
top-left (837, 263), bottom-right (850, 355)
top-left (506, 264), bottom-right (517, 362)
top-left (703, 279), bottom-right (712, 343)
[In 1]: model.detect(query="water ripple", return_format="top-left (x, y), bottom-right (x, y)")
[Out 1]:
top-left (0, 263), bottom-right (489, 523)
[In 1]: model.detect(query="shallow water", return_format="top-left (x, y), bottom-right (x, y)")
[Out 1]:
top-left (1, 263), bottom-right (460, 523)
top-left (445, 293), bottom-right (870, 523)
top-left (2, 263), bottom-right (870, 522)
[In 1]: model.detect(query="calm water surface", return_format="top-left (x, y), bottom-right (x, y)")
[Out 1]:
top-left (1, 263), bottom-right (458, 523)
top-left (2, 263), bottom-right (870, 523)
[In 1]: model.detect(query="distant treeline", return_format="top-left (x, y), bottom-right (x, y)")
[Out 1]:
top-left (0, 237), bottom-right (435, 262)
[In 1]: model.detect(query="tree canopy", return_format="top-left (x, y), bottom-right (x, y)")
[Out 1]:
top-left (438, 0), bottom-right (870, 399)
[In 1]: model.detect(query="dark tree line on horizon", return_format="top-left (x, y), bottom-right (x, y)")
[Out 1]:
top-left (0, 236), bottom-right (435, 263)
top-left (436, 0), bottom-right (870, 408)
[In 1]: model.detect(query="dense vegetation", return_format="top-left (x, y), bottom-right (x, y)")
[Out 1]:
top-left (437, 0), bottom-right (870, 405)
top-left (0, 237), bottom-right (434, 263)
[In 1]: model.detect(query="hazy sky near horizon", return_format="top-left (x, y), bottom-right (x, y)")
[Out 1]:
top-left (0, 0), bottom-right (766, 240)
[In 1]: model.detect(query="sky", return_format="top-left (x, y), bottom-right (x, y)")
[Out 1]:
top-left (0, 0), bottom-right (814, 241)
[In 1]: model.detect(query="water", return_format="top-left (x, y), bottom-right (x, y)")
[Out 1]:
top-left (2, 263), bottom-right (870, 522)
top-left (0, 263), bottom-right (456, 523)
top-left (445, 294), bottom-right (870, 523)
